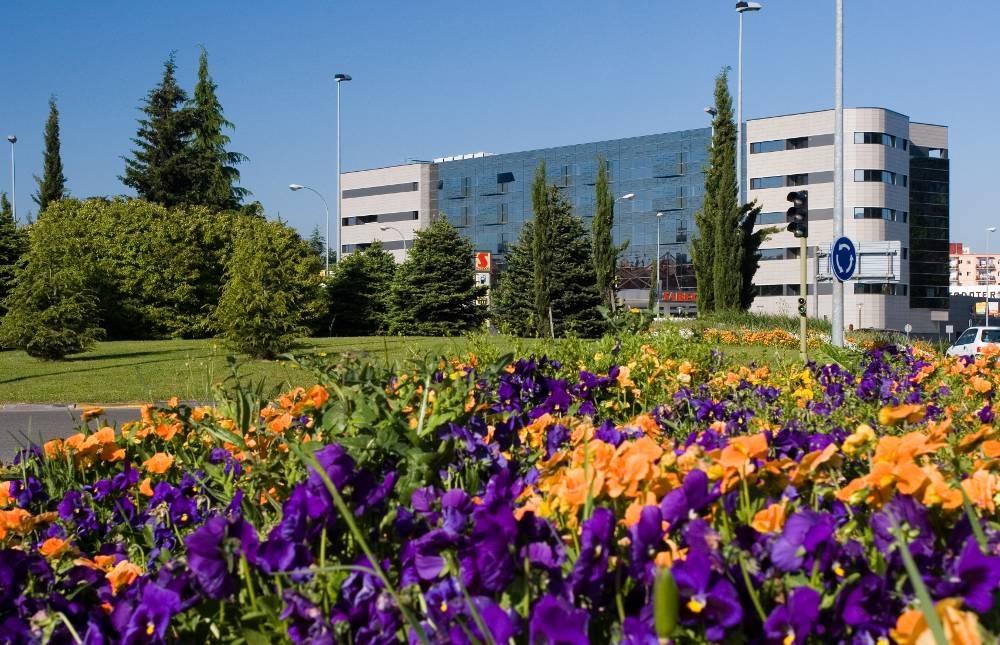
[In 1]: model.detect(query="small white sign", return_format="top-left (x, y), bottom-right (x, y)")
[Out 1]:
top-left (945, 324), bottom-right (954, 334)
top-left (476, 272), bottom-right (491, 287)
top-left (904, 323), bottom-right (913, 333)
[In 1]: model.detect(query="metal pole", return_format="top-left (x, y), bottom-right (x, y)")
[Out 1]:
top-left (335, 81), bottom-right (342, 267)
top-left (832, 0), bottom-right (845, 347)
top-left (813, 247), bottom-right (819, 317)
top-left (8, 138), bottom-right (15, 223)
top-left (988, 230), bottom-right (993, 326)
top-left (736, 11), bottom-right (744, 204)
top-left (800, 236), bottom-right (808, 362)
top-left (656, 213), bottom-right (662, 316)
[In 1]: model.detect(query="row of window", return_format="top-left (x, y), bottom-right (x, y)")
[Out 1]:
top-left (749, 132), bottom-right (907, 154)
top-left (855, 169), bottom-right (908, 186)
top-left (342, 211), bottom-right (419, 227)
top-left (342, 182), bottom-right (419, 199)
top-left (755, 283), bottom-right (908, 296)
top-left (341, 239), bottom-right (407, 253)
top-left (749, 171), bottom-right (833, 190)
top-left (854, 207), bottom-right (908, 223)
top-left (854, 132), bottom-right (908, 150)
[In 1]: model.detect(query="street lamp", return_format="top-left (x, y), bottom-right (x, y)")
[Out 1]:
top-left (617, 193), bottom-right (635, 202)
top-left (704, 107), bottom-right (717, 140)
top-left (379, 225), bottom-right (407, 256)
top-left (988, 226), bottom-right (997, 325)
top-left (735, 1), bottom-right (762, 205)
top-left (334, 73), bottom-right (352, 265)
top-left (289, 184), bottom-right (332, 274)
top-left (6, 135), bottom-right (15, 223)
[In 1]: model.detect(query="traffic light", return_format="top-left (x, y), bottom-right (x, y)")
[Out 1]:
top-left (797, 297), bottom-right (807, 317)
top-left (786, 190), bottom-right (809, 238)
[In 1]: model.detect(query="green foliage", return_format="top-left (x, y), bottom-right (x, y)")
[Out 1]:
top-left (32, 96), bottom-right (67, 212)
top-left (737, 201), bottom-right (773, 310)
top-left (591, 157), bottom-right (624, 310)
top-left (0, 192), bottom-right (26, 320)
top-left (121, 53), bottom-right (201, 208)
top-left (706, 68), bottom-right (742, 311)
top-left (0, 211), bottom-right (103, 359)
top-left (531, 161), bottom-right (554, 337)
top-left (494, 210), bottom-right (605, 338)
top-left (191, 47), bottom-right (249, 210)
top-left (215, 218), bottom-right (325, 358)
top-left (326, 242), bottom-right (396, 336)
top-left (388, 218), bottom-right (483, 336)
top-left (307, 225), bottom-right (326, 264)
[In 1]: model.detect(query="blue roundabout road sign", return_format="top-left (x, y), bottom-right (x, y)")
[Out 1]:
top-left (831, 237), bottom-right (857, 282)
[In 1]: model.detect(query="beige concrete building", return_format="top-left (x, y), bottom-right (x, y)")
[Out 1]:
top-left (950, 243), bottom-right (1000, 288)
top-left (339, 162), bottom-right (437, 262)
top-left (746, 108), bottom-right (949, 333)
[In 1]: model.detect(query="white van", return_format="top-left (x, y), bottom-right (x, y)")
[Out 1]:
top-left (946, 327), bottom-right (1000, 357)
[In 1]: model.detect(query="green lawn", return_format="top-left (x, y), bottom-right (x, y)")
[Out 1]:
top-left (0, 337), bottom-right (470, 405)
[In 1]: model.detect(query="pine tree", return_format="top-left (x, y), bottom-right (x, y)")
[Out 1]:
top-left (490, 221), bottom-right (536, 336)
top-left (388, 218), bottom-right (483, 336)
top-left (0, 211), bottom-right (103, 359)
top-left (214, 218), bottom-right (324, 358)
top-left (708, 69), bottom-right (742, 311)
top-left (191, 47), bottom-right (249, 210)
top-left (327, 242), bottom-right (396, 335)
top-left (33, 96), bottom-right (67, 212)
top-left (592, 157), bottom-right (624, 311)
top-left (531, 161), bottom-right (555, 337)
top-left (0, 193), bottom-right (26, 319)
top-left (307, 225), bottom-right (326, 263)
top-left (120, 53), bottom-right (199, 207)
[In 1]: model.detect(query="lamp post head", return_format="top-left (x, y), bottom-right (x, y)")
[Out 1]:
top-left (989, 227), bottom-right (997, 233)
top-left (6, 135), bottom-right (15, 144)
top-left (379, 226), bottom-right (390, 231)
top-left (620, 193), bottom-right (635, 201)
top-left (736, 1), bottom-right (762, 12)
top-left (656, 211), bottom-right (664, 218)
top-left (704, 107), bottom-right (717, 117)
top-left (289, 184), bottom-right (304, 191)
top-left (334, 73), bottom-right (352, 82)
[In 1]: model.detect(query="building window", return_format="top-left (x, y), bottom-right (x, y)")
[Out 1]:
top-left (750, 139), bottom-right (785, 154)
top-left (750, 176), bottom-right (785, 189)
top-left (755, 284), bottom-right (784, 296)
top-left (757, 211), bottom-right (785, 225)
top-left (854, 169), bottom-right (899, 185)
top-left (759, 248), bottom-right (785, 261)
top-left (342, 182), bottom-right (420, 199)
top-left (676, 220), bottom-right (688, 244)
top-left (456, 206), bottom-right (470, 228)
top-left (787, 173), bottom-right (808, 187)
top-left (497, 203), bottom-right (508, 225)
top-left (785, 284), bottom-right (801, 296)
top-left (854, 283), bottom-right (907, 296)
top-left (853, 207), bottom-right (908, 222)
top-left (462, 176), bottom-right (471, 197)
top-left (854, 132), bottom-right (907, 149)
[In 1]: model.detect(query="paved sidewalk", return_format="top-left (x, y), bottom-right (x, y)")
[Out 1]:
top-left (0, 405), bottom-right (143, 462)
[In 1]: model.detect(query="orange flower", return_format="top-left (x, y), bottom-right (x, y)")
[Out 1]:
top-left (0, 508), bottom-right (31, 539)
top-left (719, 434), bottom-right (768, 476)
top-left (143, 452), bottom-right (175, 474)
top-left (76, 554), bottom-right (117, 571)
top-left (961, 469), bottom-right (999, 513)
top-left (891, 598), bottom-right (982, 645)
top-left (982, 440), bottom-right (1000, 459)
top-left (80, 406), bottom-right (104, 422)
top-left (750, 502), bottom-right (787, 534)
top-left (139, 477), bottom-right (154, 497)
top-left (43, 438), bottom-right (65, 459)
top-left (0, 481), bottom-right (11, 508)
top-left (877, 404), bottom-right (925, 427)
top-left (970, 375), bottom-right (993, 394)
top-left (106, 560), bottom-right (142, 595)
top-left (155, 422), bottom-right (180, 441)
top-left (306, 384), bottom-right (329, 410)
top-left (39, 537), bottom-right (69, 558)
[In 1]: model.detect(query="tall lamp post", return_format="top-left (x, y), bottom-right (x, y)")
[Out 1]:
top-left (988, 226), bottom-right (997, 325)
top-left (6, 135), bottom-right (15, 223)
top-left (379, 225), bottom-right (407, 257)
top-left (334, 73), bottom-right (352, 265)
top-left (735, 1), bottom-right (762, 205)
top-left (704, 107), bottom-right (717, 141)
top-left (655, 211), bottom-right (664, 317)
top-left (832, 0), bottom-right (846, 346)
top-left (289, 184), bottom-right (332, 274)
top-left (610, 193), bottom-right (635, 311)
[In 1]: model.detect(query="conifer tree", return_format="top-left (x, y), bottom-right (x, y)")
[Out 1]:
top-left (191, 47), bottom-right (248, 210)
top-left (531, 161), bottom-right (555, 337)
top-left (0, 193), bottom-right (26, 319)
top-left (327, 242), bottom-right (396, 335)
top-left (388, 218), bottom-right (483, 336)
top-left (121, 53), bottom-right (199, 207)
top-left (307, 225), bottom-right (326, 263)
top-left (708, 69), bottom-right (742, 311)
top-left (33, 97), bottom-right (67, 212)
top-left (490, 222), bottom-right (536, 336)
top-left (738, 202), bottom-right (772, 310)
top-left (0, 211), bottom-right (102, 359)
top-left (592, 158), bottom-right (624, 311)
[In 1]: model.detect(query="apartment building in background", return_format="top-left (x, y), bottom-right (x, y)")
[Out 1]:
top-left (746, 108), bottom-right (949, 333)
top-left (339, 162), bottom-right (437, 262)
top-left (950, 243), bottom-right (1000, 287)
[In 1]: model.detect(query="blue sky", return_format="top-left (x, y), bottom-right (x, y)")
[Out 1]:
top-left (1, 1), bottom-right (994, 247)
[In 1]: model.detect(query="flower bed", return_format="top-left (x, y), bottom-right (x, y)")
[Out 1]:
top-left (1, 342), bottom-right (999, 643)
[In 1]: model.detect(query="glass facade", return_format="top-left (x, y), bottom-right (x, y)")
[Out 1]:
top-left (909, 146), bottom-right (950, 310)
top-left (434, 129), bottom-right (711, 286)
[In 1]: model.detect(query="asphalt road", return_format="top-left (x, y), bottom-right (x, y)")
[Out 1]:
top-left (0, 405), bottom-right (142, 462)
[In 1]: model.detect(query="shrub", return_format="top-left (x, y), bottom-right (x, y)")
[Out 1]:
top-left (325, 242), bottom-right (396, 336)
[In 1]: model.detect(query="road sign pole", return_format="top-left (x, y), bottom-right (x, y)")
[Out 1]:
top-left (800, 236), bottom-right (808, 363)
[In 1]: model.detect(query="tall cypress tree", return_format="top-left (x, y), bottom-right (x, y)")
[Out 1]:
top-left (592, 157), bottom-right (623, 311)
top-left (531, 161), bottom-right (554, 337)
top-left (192, 47), bottom-right (249, 210)
top-left (738, 202), bottom-right (772, 310)
top-left (121, 53), bottom-right (199, 207)
top-left (709, 69), bottom-right (742, 310)
top-left (33, 97), bottom-right (67, 212)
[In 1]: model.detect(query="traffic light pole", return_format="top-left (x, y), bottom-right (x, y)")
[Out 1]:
top-left (799, 236), bottom-right (808, 363)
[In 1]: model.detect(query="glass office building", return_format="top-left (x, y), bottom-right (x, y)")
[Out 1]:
top-left (434, 129), bottom-right (711, 292)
